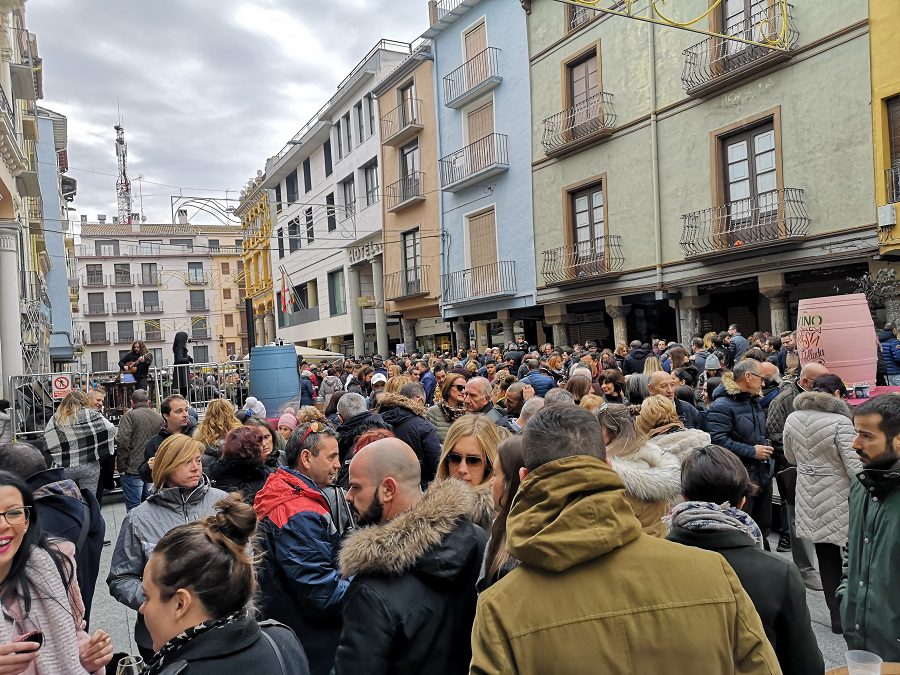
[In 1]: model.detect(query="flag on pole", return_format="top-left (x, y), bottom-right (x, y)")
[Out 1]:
top-left (280, 270), bottom-right (288, 314)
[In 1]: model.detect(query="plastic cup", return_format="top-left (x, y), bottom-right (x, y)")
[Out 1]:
top-left (845, 650), bottom-right (882, 675)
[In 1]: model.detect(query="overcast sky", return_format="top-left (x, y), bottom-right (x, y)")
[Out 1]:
top-left (27, 0), bottom-right (427, 225)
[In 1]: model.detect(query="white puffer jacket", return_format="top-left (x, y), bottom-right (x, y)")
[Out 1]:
top-left (783, 391), bottom-right (862, 546)
top-left (651, 427), bottom-right (711, 462)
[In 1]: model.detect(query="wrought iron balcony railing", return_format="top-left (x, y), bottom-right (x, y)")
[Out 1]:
top-left (439, 133), bottom-right (509, 192)
top-left (385, 172), bottom-right (426, 212)
top-left (139, 302), bottom-right (164, 313)
top-left (380, 98), bottom-right (423, 146)
top-left (113, 303), bottom-right (137, 315)
top-left (139, 273), bottom-right (160, 286)
top-left (542, 92), bottom-right (615, 156)
top-left (111, 273), bottom-right (135, 286)
top-left (569, 4), bottom-right (598, 31)
top-left (83, 303), bottom-right (109, 316)
top-left (140, 330), bottom-right (165, 342)
top-left (435, 0), bottom-right (465, 22)
top-left (680, 188), bottom-right (810, 259)
top-left (681, 4), bottom-right (799, 96)
top-left (85, 333), bottom-right (111, 345)
top-left (191, 328), bottom-right (211, 340)
top-left (185, 271), bottom-right (210, 285)
top-left (887, 166), bottom-right (900, 205)
top-left (442, 261), bottom-right (516, 304)
top-left (541, 235), bottom-right (625, 285)
top-left (385, 265), bottom-right (430, 300)
top-left (113, 332), bottom-right (136, 344)
top-left (443, 47), bottom-right (502, 109)
top-left (186, 300), bottom-right (210, 312)
top-left (82, 274), bottom-right (107, 287)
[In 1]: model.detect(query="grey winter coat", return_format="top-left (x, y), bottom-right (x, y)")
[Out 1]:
top-left (107, 475), bottom-right (228, 650)
top-left (115, 404), bottom-right (164, 474)
top-left (783, 392), bottom-right (862, 546)
top-left (0, 409), bottom-right (11, 444)
top-left (319, 376), bottom-right (344, 408)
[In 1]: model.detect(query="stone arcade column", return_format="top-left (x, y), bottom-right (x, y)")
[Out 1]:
top-left (497, 310), bottom-right (515, 346)
top-left (347, 266), bottom-right (365, 357)
top-left (764, 291), bottom-right (790, 336)
top-left (264, 312), bottom-right (276, 345)
top-left (327, 336), bottom-right (343, 355)
top-left (543, 303), bottom-right (569, 348)
top-left (453, 320), bottom-right (470, 351)
top-left (370, 255), bottom-right (389, 357)
top-left (255, 315), bottom-right (266, 346)
top-left (0, 222), bottom-right (21, 396)
top-left (605, 300), bottom-right (631, 347)
top-left (401, 318), bottom-right (417, 356)
top-left (678, 287), bottom-right (709, 344)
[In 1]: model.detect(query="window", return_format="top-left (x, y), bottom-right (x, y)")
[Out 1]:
top-left (192, 318), bottom-right (209, 341)
top-left (343, 112), bottom-right (352, 152)
top-left (400, 141), bottom-right (419, 178)
top-left (86, 264), bottom-right (103, 284)
top-left (91, 351), bottom-right (108, 371)
top-left (226, 342), bottom-right (236, 356)
top-left (722, 0), bottom-right (769, 60)
top-left (142, 290), bottom-right (159, 311)
top-left (235, 239), bottom-right (242, 248)
top-left (888, 96), bottom-right (900, 202)
top-left (334, 122), bottom-right (343, 159)
top-left (302, 158), bottom-right (312, 193)
top-left (277, 227), bottom-right (285, 258)
top-left (225, 314), bottom-right (234, 328)
top-left (95, 240), bottom-right (119, 256)
top-left (139, 241), bottom-right (161, 255)
top-left (274, 184), bottom-right (282, 212)
top-left (223, 288), bottom-right (232, 300)
top-left (355, 101), bottom-right (365, 142)
top-left (364, 160), bottom-right (379, 207)
top-left (286, 170), bottom-right (299, 204)
top-left (89, 321), bottom-right (106, 341)
top-left (221, 262), bottom-right (230, 276)
top-left (145, 320), bottom-right (162, 341)
top-left (570, 181), bottom-right (607, 259)
top-left (568, 3), bottom-right (597, 31)
top-left (399, 82), bottom-right (416, 126)
top-left (288, 217), bottom-right (301, 252)
top-left (171, 239), bottom-right (193, 252)
top-left (141, 263), bottom-right (158, 285)
top-left (305, 207), bottom-right (315, 244)
top-left (567, 49), bottom-right (599, 134)
top-left (720, 121), bottom-right (777, 243)
top-left (326, 193), bottom-right (336, 232)
top-left (87, 292), bottom-right (104, 312)
top-left (467, 208), bottom-right (498, 270)
top-left (324, 139), bottom-right (333, 176)
top-left (117, 320), bottom-right (135, 342)
top-left (402, 229), bottom-right (422, 295)
top-left (208, 239), bottom-right (220, 253)
top-left (193, 345), bottom-right (209, 363)
top-left (113, 263), bottom-right (130, 283)
top-left (341, 178), bottom-right (356, 219)
top-left (189, 289), bottom-right (206, 310)
top-left (151, 347), bottom-right (163, 365)
top-left (367, 94), bottom-right (376, 137)
top-left (187, 262), bottom-right (205, 283)
top-left (115, 291), bottom-right (132, 311)
top-left (328, 269), bottom-right (346, 316)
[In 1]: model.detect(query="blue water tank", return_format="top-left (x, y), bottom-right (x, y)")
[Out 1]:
top-left (249, 345), bottom-right (299, 418)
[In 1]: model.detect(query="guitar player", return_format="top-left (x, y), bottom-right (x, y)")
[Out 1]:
top-left (118, 340), bottom-right (153, 390)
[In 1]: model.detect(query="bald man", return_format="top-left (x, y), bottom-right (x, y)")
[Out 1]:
top-left (766, 361), bottom-right (830, 587)
top-left (336, 438), bottom-right (487, 674)
top-left (647, 371), bottom-right (706, 430)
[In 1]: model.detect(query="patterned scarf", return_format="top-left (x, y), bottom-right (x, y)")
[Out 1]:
top-left (663, 500), bottom-right (764, 549)
top-left (145, 609), bottom-right (246, 674)
top-left (438, 401), bottom-right (466, 424)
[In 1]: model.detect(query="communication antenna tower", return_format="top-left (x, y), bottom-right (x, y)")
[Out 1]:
top-left (114, 122), bottom-right (133, 224)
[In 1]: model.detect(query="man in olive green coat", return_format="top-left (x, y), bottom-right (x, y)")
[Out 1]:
top-left (470, 406), bottom-right (780, 675)
top-left (839, 394), bottom-right (900, 660)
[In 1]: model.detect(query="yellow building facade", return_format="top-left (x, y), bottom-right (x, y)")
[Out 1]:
top-left (237, 174), bottom-right (275, 346)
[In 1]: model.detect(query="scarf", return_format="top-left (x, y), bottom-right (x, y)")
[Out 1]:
top-left (145, 609), bottom-right (246, 674)
top-left (664, 500), bottom-right (764, 549)
top-left (0, 544), bottom-right (92, 674)
top-left (438, 401), bottom-right (466, 424)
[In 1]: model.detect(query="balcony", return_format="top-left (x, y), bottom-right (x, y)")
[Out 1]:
top-left (681, 4), bottom-right (798, 97)
top-left (386, 266), bottom-right (430, 300)
top-left (680, 188), bottom-right (810, 261)
top-left (191, 328), bottom-right (211, 340)
top-left (85, 333), bottom-right (111, 345)
top-left (443, 47), bottom-right (502, 109)
top-left (541, 92), bottom-right (616, 157)
top-left (280, 306), bottom-right (321, 328)
top-left (0, 87), bottom-right (25, 173)
top-left (386, 172), bottom-right (426, 212)
top-left (185, 271), bottom-right (210, 286)
top-left (541, 235), bottom-right (625, 286)
top-left (139, 302), bottom-right (164, 313)
top-left (111, 273), bottom-right (135, 286)
top-left (141, 330), bottom-right (165, 342)
top-left (186, 300), bottom-right (210, 312)
top-left (441, 260), bottom-right (516, 305)
top-left (113, 303), bottom-right (137, 315)
top-left (113, 332), bottom-right (136, 344)
top-left (380, 98), bottom-right (423, 147)
top-left (138, 273), bottom-right (160, 286)
top-left (209, 244), bottom-right (242, 256)
top-left (887, 166), bottom-right (900, 205)
top-left (26, 196), bottom-right (41, 222)
top-left (83, 303), bottom-right (109, 316)
top-left (82, 274), bottom-right (107, 287)
top-left (439, 133), bottom-right (509, 192)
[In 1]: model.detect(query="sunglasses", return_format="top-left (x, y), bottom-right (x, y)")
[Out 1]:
top-left (452, 384), bottom-right (466, 392)
top-left (447, 452), bottom-right (484, 467)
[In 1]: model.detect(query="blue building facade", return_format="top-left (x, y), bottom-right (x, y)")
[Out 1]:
top-left (427, 0), bottom-right (537, 349)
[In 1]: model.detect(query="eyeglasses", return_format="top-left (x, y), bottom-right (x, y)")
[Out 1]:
top-left (746, 372), bottom-right (765, 381)
top-left (452, 384), bottom-right (466, 393)
top-left (447, 452), bottom-right (484, 467)
top-left (0, 507), bottom-right (31, 526)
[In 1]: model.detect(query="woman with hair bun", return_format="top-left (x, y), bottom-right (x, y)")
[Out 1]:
top-left (141, 493), bottom-right (309, 674)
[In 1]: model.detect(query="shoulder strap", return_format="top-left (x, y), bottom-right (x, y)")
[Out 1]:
top-left (75, 498), bottom-right (91, 552)
top-left (259, 627), bottom-right (287, 675)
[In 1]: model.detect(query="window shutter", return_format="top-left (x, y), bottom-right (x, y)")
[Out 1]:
top-left (888, 96), bottom-right (900, 168)
top-left (468, 209), bottom-right (497, 270)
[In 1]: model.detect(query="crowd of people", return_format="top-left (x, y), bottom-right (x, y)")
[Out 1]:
top-left (0, 320), bottom-right (896, 672)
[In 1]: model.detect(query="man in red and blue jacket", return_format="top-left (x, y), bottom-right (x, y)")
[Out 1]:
top-left (255, 421), bottom-right (349, 675)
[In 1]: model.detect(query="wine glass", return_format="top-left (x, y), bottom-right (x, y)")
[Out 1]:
top-left (116, 655), bottom-right (146, 674)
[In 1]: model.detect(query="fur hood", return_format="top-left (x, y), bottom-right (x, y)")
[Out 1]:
top-left (652, 428), bottom-right (712, 461)
top-left (339, 477), bottom-right (476, 577)
top-left (377, 392), bottom-right (427, 417)
top-left (721, 371), bottom-right (743, 396)
top-left (793, 390), bottom-right (853, 419)
top-left (609, 442), bottom-right (682, 503)
top-left (470, 481), bottom-right (497, 531)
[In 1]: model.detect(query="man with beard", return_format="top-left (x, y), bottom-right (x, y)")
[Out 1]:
top-left (838, 394), bottom-right (900, 660)
top-left (335, 438), bottom-right (486, 674)
top-left (254, 422), bottom-right (348, 675)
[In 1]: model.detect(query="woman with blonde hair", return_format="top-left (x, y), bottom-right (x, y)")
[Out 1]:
top-left (703, 331), bottom-right (717, 351)
top-left (43, 390), bottom-right (115, 493)
top-left (436, 415), bottom-right (503, 530)
top-left (108, 434), bottom-right (227, 661)
top-left (635, 395), bottom-right (711, 461)
top-left (387, 364), bottom-right (402, 379)
top-left (384, 375), bottom-right (412, 396)
top-left (642, 356), bottom-right (663, 376)
top-left (194, 398), bottom-right (241, 469)
top-left (426, 372), bottom-right (467, 443)
top-left (596, 403), bottom-right (681, 537)
top-left (579, 393), bottom-right (606, 412)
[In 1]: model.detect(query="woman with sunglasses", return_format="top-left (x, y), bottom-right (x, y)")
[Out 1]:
top-left (436, 415), bottom-right (503, 530)
top-left (0, 470), bottom-right (113, 673)
top-left (426, 373), bottom-right (467, 444)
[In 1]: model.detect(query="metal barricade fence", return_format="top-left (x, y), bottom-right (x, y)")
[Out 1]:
top-left (8, 370), bottom-right (90, 443)
top-left (151, 361), bottom-right (250, 417)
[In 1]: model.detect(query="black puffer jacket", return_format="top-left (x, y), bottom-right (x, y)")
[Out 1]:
top-left (623, 348), bottom-right (650, 375)
top-left (206, 457), bottom-right (272, 504)
top-left (333, 480), bottom-right (486, 675)
top-left (336, 411), bottom-right (390, 465)
top-left (707, 373), bottom-right (772, 485)
top-left (377, 394), bottom-right (442, 487)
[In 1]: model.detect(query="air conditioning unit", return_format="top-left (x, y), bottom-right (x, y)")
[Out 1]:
top-left (877, 203), bottom-right (896, 228)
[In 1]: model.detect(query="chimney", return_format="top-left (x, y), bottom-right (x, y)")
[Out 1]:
top-left (176, 208), bottom-right (189, 225)
top-left (428, 0), bottom-right (438, 26)
top-left (97, 214), bottom-right (106, 224)
top-left (80, 214), bottom-right (87, 224)
top-left (112, 216), bottom-right (119, 224)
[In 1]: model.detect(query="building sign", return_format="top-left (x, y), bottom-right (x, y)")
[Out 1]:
top-left (348, 242), bottom-right (384, 265)
top-left (356, 296), bottom-right (378, 308)
top-left (52, 374), bottom-right (73, 400)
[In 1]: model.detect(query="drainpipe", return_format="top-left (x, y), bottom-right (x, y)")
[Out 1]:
top-left (649, 21), bottom-right (664, 300)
